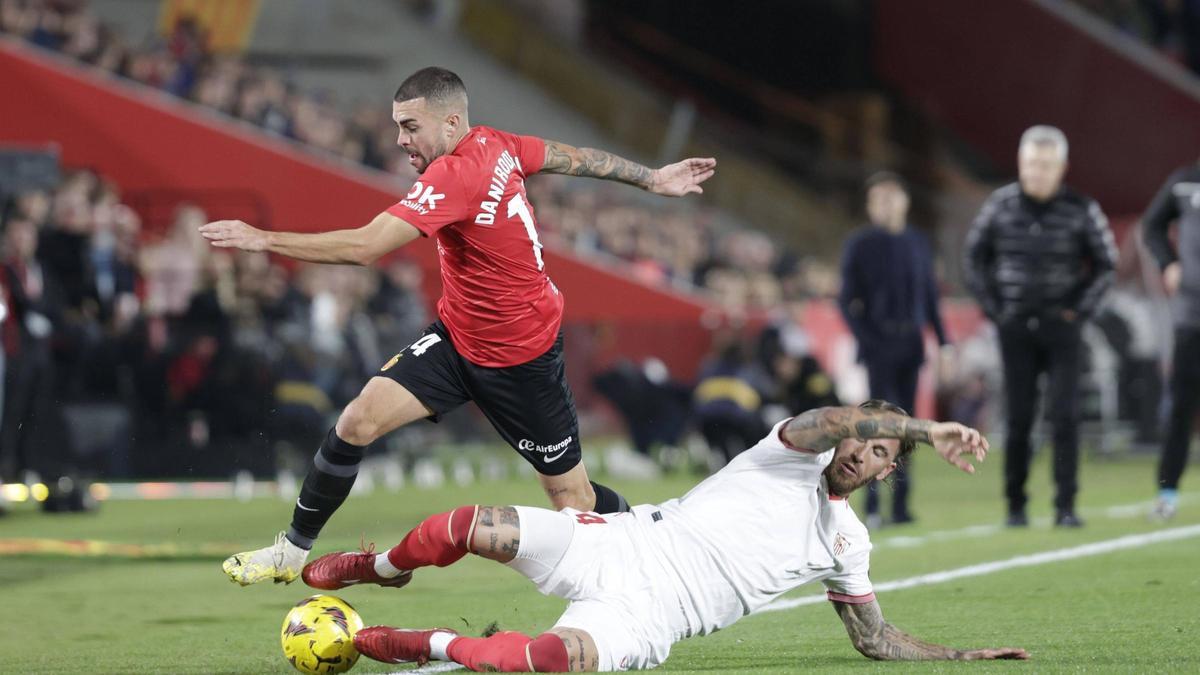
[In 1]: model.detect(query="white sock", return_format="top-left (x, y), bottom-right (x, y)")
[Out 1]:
top-left (429, 631), bottom-right (456, 661)
top-left (373, 553), bottom-right (403, 578)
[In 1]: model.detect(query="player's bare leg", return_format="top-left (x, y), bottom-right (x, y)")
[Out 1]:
top-left (223, 377), bottom-right (432, 586)
top-left (543, 462), bottom-right (629, 514)
top-left (540, 463), bottom-right (596, 511)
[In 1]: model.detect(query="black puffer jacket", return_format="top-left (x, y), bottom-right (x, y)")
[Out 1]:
top-left (964, 183), bottom-right (1117, 322)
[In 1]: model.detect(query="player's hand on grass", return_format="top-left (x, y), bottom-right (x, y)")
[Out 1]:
top-left (958, 647), bottom-right (1029, 660)
top-left (929, 422), bottom-right (989, 474)
top-left (199, 220), bottom-right (269, 252)
top-left (648, 157), bottom-right (717, 196)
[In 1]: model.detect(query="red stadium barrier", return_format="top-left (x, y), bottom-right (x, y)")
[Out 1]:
top-left (873, 0), bottom-right (1200, 214)
top-left (0, 38), bottom-right (719, 378)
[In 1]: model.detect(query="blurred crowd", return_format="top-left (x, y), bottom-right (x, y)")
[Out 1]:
top-left (0, 0), bottom-right (831, 311)
top-left (0, 167), bottom-right (430, 482)
top-left (529, 179), bottom-right (839, 310)
top-left (1072, 0), bottom-right (1200, 74)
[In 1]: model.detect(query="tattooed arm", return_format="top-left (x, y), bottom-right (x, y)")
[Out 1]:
top-left (540, 140), bottom-right (715, 196)
top-left (833, 599), bottom-right (1028, 661)
top-left (781, 406), bottom-right (988, 473)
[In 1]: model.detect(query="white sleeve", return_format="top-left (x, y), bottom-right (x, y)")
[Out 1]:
top-left (822, 549), bottom-right (875, 604)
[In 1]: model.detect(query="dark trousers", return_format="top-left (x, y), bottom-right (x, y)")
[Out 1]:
top-left (863, 353), bottom-right (920, 519)
top-left (1159, 326), bottom-right (1200, 490)
top-left (1, 347), bottom-right (53, 479)
top-left (998, 316), bottom-right (1083, 513)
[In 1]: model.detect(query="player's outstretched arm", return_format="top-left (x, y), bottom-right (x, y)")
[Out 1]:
top-left (540, 139), bottom-right (715, 196)
top-left (199, 211), bottom-right (421, 265)
top-left (781, 407), bottom-right (989, 473)
top-left (832, 599), bottom-right (1028, 661)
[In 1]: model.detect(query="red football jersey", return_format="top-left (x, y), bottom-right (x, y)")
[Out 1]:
top-left (386, 126), bottom-right (561, 367)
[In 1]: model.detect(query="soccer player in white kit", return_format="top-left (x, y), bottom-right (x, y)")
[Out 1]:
top-left (302, 400), bottom-right (1029, 671)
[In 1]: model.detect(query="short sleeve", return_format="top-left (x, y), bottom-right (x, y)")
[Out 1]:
top-left (513, 134), bottom-right (545, 175)
top-left (386, 159), bottom-right (470, 237)
top-left (822, 548), bottom-right (875, 603)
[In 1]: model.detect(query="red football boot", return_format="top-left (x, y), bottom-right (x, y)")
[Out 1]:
top-left (301, 548), bottom-right (413, 590)
top-left (353, 626), bottom-right (459, 665)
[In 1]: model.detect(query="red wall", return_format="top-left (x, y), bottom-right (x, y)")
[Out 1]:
top-left (0, 39), bottom-right (718, 376)
top-left (874, 0), bottom-right (1200, 215)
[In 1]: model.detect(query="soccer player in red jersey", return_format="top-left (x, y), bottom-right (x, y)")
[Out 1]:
top-left (202, 67), bottom-right (716, 585)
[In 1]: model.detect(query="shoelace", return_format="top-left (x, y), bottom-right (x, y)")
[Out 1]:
top-left (358, 534), bottom-right (377, 555)
top-left (272, 531), bottom-right (288, 567)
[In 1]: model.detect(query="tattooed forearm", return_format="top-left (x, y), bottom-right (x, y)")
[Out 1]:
top-left (782, 406), bottom-right (932, 450)
top-left (542, 140), bottom-right (653, 188)
top-left (851, 413), bottom-right (933, 445)
top-left (872, 624), bottom-right (963, 660)
top-left (834, 600), bottom-right (961, 661)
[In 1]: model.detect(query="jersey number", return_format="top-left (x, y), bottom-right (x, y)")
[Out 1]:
top-left (575, 512), bottom-right (607, 525)
top-left (408, 334), bottom-right (442, 356)
top-left (507, 193), bottom-right (544, 270)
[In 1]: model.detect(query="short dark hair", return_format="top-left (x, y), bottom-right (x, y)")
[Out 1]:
top-left (394, 67), bottom-right (467, 107)
top-left (858, 399), bottom-right (916, 460)
top-left (864, 170), bottom-right (909, 196)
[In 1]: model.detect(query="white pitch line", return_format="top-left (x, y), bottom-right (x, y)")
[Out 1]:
top-left (873, 494), bottom-right (1197, 550)
top-left (392, 524), bottom-right (1200, 673)
top-left (757, 523), bottom-right (1200, 614)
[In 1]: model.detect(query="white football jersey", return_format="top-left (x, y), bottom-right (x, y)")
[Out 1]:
top-left (640, 418), bottom-right (875, 639)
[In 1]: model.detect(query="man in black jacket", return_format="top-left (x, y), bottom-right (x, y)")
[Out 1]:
top-left (839, 172), bottom-right (949, 526)
top-left (964, 126), bottom-right (1117, 528)
top-left (1141, 159), bottom-right (1200, 521)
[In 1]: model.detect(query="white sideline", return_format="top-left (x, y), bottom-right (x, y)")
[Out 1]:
top-left (874, 494), bottom-right (1198, 550)
top-left (757, 523), bottom-right (1200, 614)
top-left (395, 523), bottom-right (1200, 673)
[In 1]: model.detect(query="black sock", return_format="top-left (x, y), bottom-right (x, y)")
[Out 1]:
top-left (286, 428), bottom-right (365, 550)
top-left (590, 480), bottom-right (630, 513)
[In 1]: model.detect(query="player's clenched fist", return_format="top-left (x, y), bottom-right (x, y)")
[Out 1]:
top-left (199, 220), bottom-right (270, 252)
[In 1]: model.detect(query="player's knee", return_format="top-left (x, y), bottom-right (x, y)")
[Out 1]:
top-left (468, 506), bottom-right (522, 562)
top-left (530, 632), bottom-right (588, 672)
top-left (335, 399), bottom-right (380, 446)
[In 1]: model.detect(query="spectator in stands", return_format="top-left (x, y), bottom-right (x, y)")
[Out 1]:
top-left (757, 303), bottom-right (840, 414)
top-left (141, 203), bottom-right (211, 317)
top-left (1141, 157), bottom-right (1200, 521)
top-left (693, 334), bottom-right (773, 464)
top-left (592, 357), bottom-right (691, 471)
top-left (1, 216), bottom-right (57, 482)
top-left (964, 126), bottom-right (1117, 529)
top-left (838, 171), bottom-right (948, 527)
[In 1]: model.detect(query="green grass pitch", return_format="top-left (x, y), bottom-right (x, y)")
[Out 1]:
top-left (2, 447), bottom-right (1198, 673)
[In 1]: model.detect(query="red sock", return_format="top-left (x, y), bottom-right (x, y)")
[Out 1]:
top-left (386, 505), bottom-right (478, 569)
top-left (446, 632), bottom-right (570, 672)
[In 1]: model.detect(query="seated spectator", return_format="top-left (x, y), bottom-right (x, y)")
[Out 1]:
top-left (693, 334), bottom-right (773, 463)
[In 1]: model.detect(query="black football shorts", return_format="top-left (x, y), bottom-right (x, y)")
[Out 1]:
top-left (377, 320), bottom-right (582, 476)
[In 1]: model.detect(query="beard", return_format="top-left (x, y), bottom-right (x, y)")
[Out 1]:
top-left (823, 460), bottom-right (872, 497)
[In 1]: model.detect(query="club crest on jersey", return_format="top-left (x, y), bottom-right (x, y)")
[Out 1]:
top-left (833, 532), bottom-right (850, 556)
top-left (401, 181), bottom-right (444, 215)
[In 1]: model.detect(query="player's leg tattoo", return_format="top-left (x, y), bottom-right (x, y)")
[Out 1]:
top-left (471, 506), bottom-right (522, 563)
top-left (547, 628), bottom-right (600, 672)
